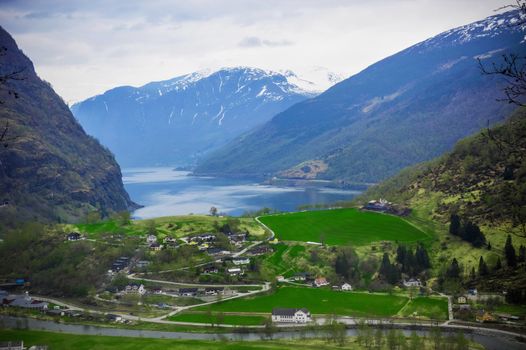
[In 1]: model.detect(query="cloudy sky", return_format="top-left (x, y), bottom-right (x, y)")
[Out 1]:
top-left (0, 0), bottom-right (508, 103)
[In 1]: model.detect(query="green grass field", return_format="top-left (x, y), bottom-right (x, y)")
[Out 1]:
top-left (0, 329), bottom-right (362, 350)
top-left (259, 208), bottom-right (430, 246)
top-left (400, 297), bottom-right (448, 319)
top-left (168, 312), bottom-right (267, 325)
top-left (195, 287), bottom-right (409, 317)
top-left (73, 215), bottom-right (266, 239)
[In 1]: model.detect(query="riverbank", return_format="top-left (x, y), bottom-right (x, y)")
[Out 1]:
top-left (1, 315), bottom-right (525, 350)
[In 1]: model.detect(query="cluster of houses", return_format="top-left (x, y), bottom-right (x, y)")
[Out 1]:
top-left (363, 198), bottom-right (393, 212)
top-left (276, 274), bottom-right (353, 291)
top-left (1, 291), bottom-right (48, 310)
top-left (0, 340), bottom-right (48, 350)
top-left (177, 287), bottom-right (225, 297)
top-left (108, 256), bottom-right (131, 274)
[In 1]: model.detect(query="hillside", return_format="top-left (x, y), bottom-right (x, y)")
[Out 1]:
top-left (72, 67), bottom-right (321, 167)
top-left (195, 10), bottom-right (524, 183)
top-left (358, 108), bottom-right (526, 240)
top-left (0, 26), bottom-right (136, 225)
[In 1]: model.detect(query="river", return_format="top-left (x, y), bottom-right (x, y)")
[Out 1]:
top-left (123, 167), bottom-right (362, 219)
top-left (1, 316), bottom-right (524, 349)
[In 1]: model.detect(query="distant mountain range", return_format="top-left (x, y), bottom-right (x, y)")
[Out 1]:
top-left (195, 10), bottom-right (525, 183)
top-left (0, 26), bottom-right (136, 225)
top-left (72, 67), bottom-right (339, 167)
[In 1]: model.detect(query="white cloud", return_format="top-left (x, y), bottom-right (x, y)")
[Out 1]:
top-left (0, 0), bottom-right (507, 103)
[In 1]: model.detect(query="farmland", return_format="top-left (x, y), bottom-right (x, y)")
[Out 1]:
top-left (168, 312), bottom-right (267, 325)
top-left (195, 286), bottom-right (409, 317)
top-left (259, 208), bottom-right (430, 246)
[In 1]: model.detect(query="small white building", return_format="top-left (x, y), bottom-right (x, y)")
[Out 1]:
top-left (341, 283), bottom-right (352, 291)
top-left (232, 257), bottom-right (250, 266)
top-left (146, 234), bottom-right (157, 244)
top-left (272, 308), bottom-right (312, 323)
top-left (403, 278), bottom-right (422, 288)
top-left (227, 268), bottom-right (243, 276)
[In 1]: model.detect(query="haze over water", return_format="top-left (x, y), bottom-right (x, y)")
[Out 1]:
top-left (123, 167), bottom-right (361, 219)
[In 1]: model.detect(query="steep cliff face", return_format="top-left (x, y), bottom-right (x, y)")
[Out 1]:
top-left (0, 26), bottom-right (136, 224)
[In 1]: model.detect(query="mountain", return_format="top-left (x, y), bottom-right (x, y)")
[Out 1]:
top-left (195, 10), bottom-right (525, 183)
top-left (359, 108), bottom-right (526, 231)
top-left (0, 26), bottom-right (136, 225)
top-left (71, 67), bottom-right (316, 167)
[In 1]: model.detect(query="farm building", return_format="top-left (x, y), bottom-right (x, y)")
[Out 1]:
top-left (314, 277), bottom-right (329, 288)
top-left (272, 308), bottom-right (312, 323)
top-left (403, 278), bottom-right (422, 288)
top-left (124, 284), bottom-right (146, 296)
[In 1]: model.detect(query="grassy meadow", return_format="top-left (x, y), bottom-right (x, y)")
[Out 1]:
top-left (195, 286), bottom-right (409, 317)
top-left (168, 312), bottom-right (267, 325)
top-left (259, 208), bottom-right (430, 246)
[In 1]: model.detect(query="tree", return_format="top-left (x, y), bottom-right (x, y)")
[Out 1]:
top-left (449, 214), bottom-right (461, 236)
top-left (429, 326), bottom-right (443, 350)
top-left (263, 317), bottom-right (276, 339)
top-left (146, 220), bottom-right (157, 236)
top-left (478, 256), bottom-right (489, 276)
top-left (504, 234), bottom-right (517, 268)
top-left (519, 245), bottom-right (526, 263)
top-left (446, 258), bottom-right (461, 279)
top-left (209, 206), bottom-right (218, 216)
top-left (494, 257), bottom-right (503, 271)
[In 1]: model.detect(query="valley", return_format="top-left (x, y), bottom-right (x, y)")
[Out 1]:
top-left (1, 3), bottom-right (526, 349)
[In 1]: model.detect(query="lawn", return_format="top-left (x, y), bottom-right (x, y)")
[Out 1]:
top-left (400, 297), bottom-right (449, 320)
top-left (259, 208), bottom-right (430, 246)
top-left (0, 330), bottom-right (354, 350)
top-left (195, 286), bottom-right (409, 317)
top-left (168, 312), bottom-right (267, 325)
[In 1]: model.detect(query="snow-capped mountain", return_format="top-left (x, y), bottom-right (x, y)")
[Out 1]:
top-left (71, 67), bottom-right (315, 167)
top-left (279, 67), bottom-right (344, 93)
top-left (195, 10), bottom-right (526, 183)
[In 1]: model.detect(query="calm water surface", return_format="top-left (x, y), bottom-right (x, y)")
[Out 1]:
top-left (123, 167), bottom-right (362, 219)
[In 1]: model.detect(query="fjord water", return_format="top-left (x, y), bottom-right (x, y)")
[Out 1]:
top-left (123, 167), bottom-right (361, 219)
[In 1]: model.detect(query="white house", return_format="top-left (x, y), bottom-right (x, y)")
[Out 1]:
top-left (341, 283), bottom-right (352, 291)
top-left (232, 257), bottom-right (250, 266)
top-left (272, 308), bottom-right (312, 323)
top-left (403, 278), bottom-right (422, 288)
top-left (227, 268), bottom-right (243, 276)
top-left (146, 234), bottom-right (157, 244)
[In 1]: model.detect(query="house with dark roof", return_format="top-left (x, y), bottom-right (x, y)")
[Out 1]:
top-left (271, 308), bottom-right (311, 323)
top-left (66, 232), bottom-right (82, 241)
top-left (178, 288), bottom-right (198, 297)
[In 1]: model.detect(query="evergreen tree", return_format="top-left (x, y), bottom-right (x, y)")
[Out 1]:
top-left (518, 245), bottom-right (526, 263)
top-left (449, 214), bottom-right (461, 236)
top-left (494, 257), bottom-right (502, 271)
top-left (504, 234), bottom-right (517, 268)
top-left (487, 241), bottom-right (492, 250)
top-left (446, 258), bottom-right (461, 279)
top-left (478, 256), bottom-right (489, 276)
top-left (462, 221), bottom-right (486, 247)
top-left (396, 245), bottom-right (407, 265)
top-left (415, 244), bottom-right (431, 271)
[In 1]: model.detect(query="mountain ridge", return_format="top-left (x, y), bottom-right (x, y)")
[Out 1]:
top-left (0, 26), bottom-right (136, 225)
top-left (72, 66), bottom-right (324, 167)
top-left (195, 10), bottom-right (525, 183)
